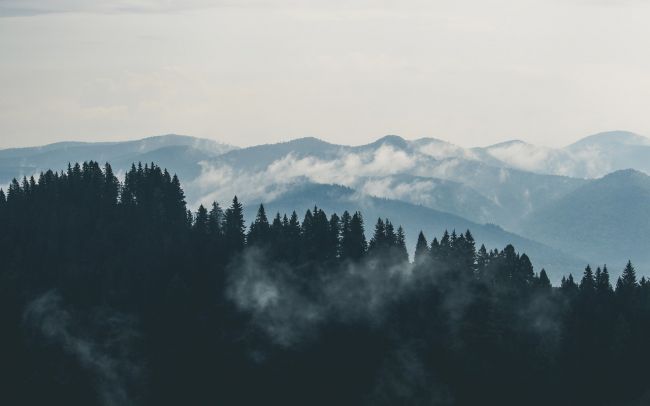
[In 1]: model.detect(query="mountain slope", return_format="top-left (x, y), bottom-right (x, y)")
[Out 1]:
top-left (470, 130), bottom-right (650, 178)
top-left (521, 169), bottom-right (650, 274)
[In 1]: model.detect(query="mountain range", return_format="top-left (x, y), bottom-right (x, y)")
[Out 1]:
top-left (2, 130), bottom-right (649, 282)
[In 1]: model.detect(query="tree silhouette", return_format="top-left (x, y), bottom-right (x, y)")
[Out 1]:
top-left (2, 159), bottom-right (650, 406)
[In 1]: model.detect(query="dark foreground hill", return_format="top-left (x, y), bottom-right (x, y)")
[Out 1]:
top-left (1, 161), bottom-right (650, 406)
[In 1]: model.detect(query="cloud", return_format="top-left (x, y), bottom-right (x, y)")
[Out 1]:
top-left (483, 141), bottom-right (615, 178)
top-left (189, 144), bottom-right (419, 206)
top-left (227, 247), bottom-right (412, 346)
top-left (23, 291), bottom-right (143, 406)
top-left (417, 140), bottom-right (478, 161)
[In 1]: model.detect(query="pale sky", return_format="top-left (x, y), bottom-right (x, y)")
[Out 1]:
top-left (1, 0), bottom-right (649, 149)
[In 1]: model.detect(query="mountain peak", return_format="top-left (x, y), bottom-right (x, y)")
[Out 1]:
top-left (600, 168), bottom-right (648, 181)
top-left (568, 131), bottom-right (650, 149)
top-left (370, 135), bottom-right (408, 149)
top-left (285, 137), bottom-right (336, 148)
top-left (486, 139), bottom-right (529, 149)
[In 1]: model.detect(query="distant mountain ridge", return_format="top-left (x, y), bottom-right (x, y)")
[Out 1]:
top-left (0, 134), bottom-right (237, 186)
top-left (2, 130), bottom-right (650, 279)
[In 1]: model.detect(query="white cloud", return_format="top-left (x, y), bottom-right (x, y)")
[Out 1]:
top-left (417, 140), bottom-right (477, 161)
top-left (189, 145), bottom-right (419, 206)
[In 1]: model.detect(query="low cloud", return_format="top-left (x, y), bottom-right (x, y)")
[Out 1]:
top-left (227, 247), bottom-right (412, 346)
top-left (189, 144), bottom-right (420, 206)
top-left (23, 291), bottom-right (143, 406)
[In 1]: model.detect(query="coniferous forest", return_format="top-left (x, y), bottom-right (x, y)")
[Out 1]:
top-left (3, 161), bottom-right (650, 406)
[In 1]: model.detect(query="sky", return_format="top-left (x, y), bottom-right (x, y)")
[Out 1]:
top-left (1, 0), bottom-right (650, 149)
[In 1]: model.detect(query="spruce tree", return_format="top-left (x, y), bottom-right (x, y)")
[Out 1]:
top-left (476, 244), bottom-right (489, 276)
top-left (385, 220), bottom-right (397, 247)
top-left (616, 261), bottom-right (638, 307)
top-left (224, 196), bottom-right (246, 253)
top-left (439, 230), bottom-right (451, 262)
top-left (430, 237), bottom-right (440, 262)
top-left (414, 231), bottom-right (429, 264)
top-left (596, 265), bottom-right (613, 295)
top-left (580, 265), bottom-right (596, 294)
top-left (515, 253), bottom-right (535, 288)
top-left (537, 269), bottom-right (551, 291)
top-left (619, 261), bottom-right (637, 289)
top-left (328, 213), bottom-right (341, 261)
top-left (194, 205), bottom-right (209, 236)
top-left (342, 211), bottom-right (366, 261)
top-left (461, 230), bottom-right (477, 274)
top-left (247, 204), bottom-right (270, 247)
top-left (395, 226), bottom-right (409, 264)
top-left (208, 202), bottom-right (225, 237)
top-left (368, 218), bottom-right (386, 253)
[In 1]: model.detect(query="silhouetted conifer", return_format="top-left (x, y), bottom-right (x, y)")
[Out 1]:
top-left (224, 196), bottom-right (246, 253)
top-left (247, 204), bottom-right (270, 247)
top-left (414, 231), bottom-right (429, 264)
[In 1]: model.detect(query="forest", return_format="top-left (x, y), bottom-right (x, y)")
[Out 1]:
top-left (1, 161), bottom-right (650, 406)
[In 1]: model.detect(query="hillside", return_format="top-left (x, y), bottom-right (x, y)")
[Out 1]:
top-left (521, 169), bottom-right (650, 275)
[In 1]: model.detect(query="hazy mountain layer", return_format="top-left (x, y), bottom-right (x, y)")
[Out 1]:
top-left (2, 130), bottom-right (649, 277)
top-left (521, 169), bottom-right (650, 275)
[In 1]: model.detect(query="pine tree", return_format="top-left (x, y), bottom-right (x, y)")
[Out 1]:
top-left (596, 265), bottom-right (613, 295)
top-left (616, 261), bottom-right (638, 307)
top-left (194, 205), bottom-right (209, 235)
top-left (395, 226), bottom-right (409, 264)
top-left (537, 269), bottom-right (551, 291)
top-left (498, 244), bottom-right (519, 285)
top-left (208, 202), bottom-right (225, 237)
top-left (247, 204), bottom-right (270, 247)
top-left (414, 231), bottom-right (429, 264)
top-left (328, 213), bottom-right (341, 261)
top-left (430, 237), bottom-right (440, 262)
top-left (514, 253), bottom-right (535, 288)
top-left (7, 178), bottom-right (22, 205)
top-left (340, 211), bottom-right (351, 240)
top-left (271, 212), bottom-right (283, 238)
top-left (385, 220), bottom-right (397, 247)
top-left (341, 211), bottom-right (366, 261)
top-left (476, 244), bottom-right (489, 276)
top-left (580, 265), bottom-right (596, 294)
top-left (461, 230), bottom-right (477, 275)
top-left (279, 211), bottom-right (301, 263)
top-left (439, 230), bottom-right (451, 262)
top-left (224, 196), bottom-right (246, 253)
top-left (168, 174), bottom-right (188, 226)
top-left (368, 218), bottom-right (386, 253)
top-left (618, 261), bottom-right (637, 289)
top-left (561, 274), bottom-right (579, 297)
top-left (300, 207), bottom-right (332, 262)
top-left (102, 163), bottom-right (119, 208)
top-left (286, 211), bottom-right (301, 246)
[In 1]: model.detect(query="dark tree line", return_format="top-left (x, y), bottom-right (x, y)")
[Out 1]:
top-left (1, 161), bottom-right (650, 405)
